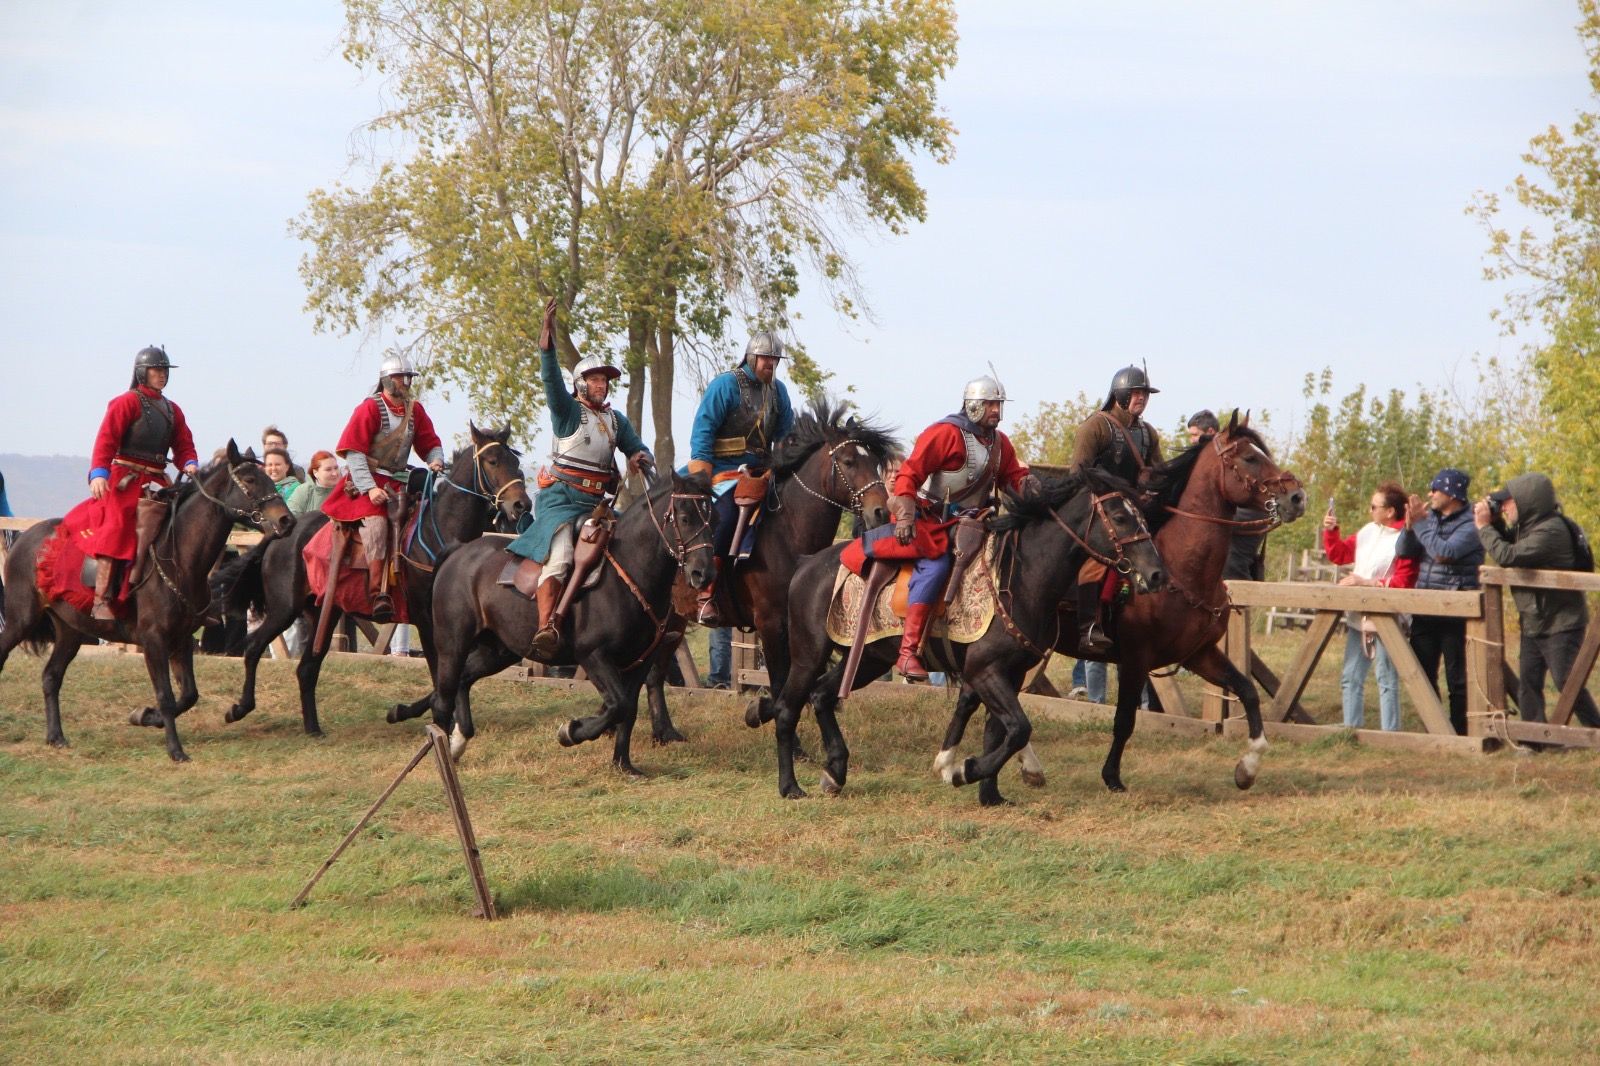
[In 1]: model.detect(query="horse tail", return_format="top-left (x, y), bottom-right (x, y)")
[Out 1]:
top-left (210, 538), bottom-right (269, 617)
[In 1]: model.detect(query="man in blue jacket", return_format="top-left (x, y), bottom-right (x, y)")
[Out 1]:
top-left (1394, 467), bottom-right (1483, 734)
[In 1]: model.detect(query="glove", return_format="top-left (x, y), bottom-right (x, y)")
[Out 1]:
top-left (628, 450), bottom-right (652, 474)
top-left (1017, 473), bottom-right (1043, 501)
top-left (889, 494), bottom-right (917, 545)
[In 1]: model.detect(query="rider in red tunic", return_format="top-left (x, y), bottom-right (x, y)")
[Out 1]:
top-left (870, 374), bottom-right (1035, 679)
top-left (65, 346), bottom-right (199, 619)
top-left (321, 353), bottom-right (445, 621)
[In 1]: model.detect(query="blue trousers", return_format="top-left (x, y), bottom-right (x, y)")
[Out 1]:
top-left (859, 523), bottom-right (952, 605)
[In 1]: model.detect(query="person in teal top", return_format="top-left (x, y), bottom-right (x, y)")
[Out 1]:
top-left (508, 299), bottom-right (652, 656)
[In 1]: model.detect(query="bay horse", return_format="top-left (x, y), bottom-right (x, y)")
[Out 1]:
top-left (0, 442), bottom-right (295, 761)
top-left (767, 467), bottom-right (1166, 805)
top-left (643, 399), bottom-right (895, 745)
top-left (213, 424), bottom-right (529, 738)
top-left (941, 411), bottom-right (1307, 794)
top-left (425, 471), bottom-right (716, 773)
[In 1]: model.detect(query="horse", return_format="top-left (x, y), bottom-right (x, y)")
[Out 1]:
top-left (424, 471), bottom-right (717, 773)
top-left (641, 399), bottom-right (895, 745)
top-left (212, 424), bottom-right (529, 738)
top-left (766, 467), bottom-right (1167, 805)
top-left (0, 442), bottom-right (296, 761)
top-left (940, 411), bottom-right (1307, 795)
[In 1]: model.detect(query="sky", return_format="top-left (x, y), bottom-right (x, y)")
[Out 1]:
top-left (0, 0), bottom-right (1590, 474)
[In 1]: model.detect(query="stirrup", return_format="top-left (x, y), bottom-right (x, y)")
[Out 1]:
top-left (1078, 623), bottom-right (1112, 655)
top-left (530, 625), bottom-right (561, 662)
top-left (896, 653), bottom-right (929, 681)
top-left (696, 595), bottom-right (723, 627)
top-left (369, 593), bottom-right (395, 624)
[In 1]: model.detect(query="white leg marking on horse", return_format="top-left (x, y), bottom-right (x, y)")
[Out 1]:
top-left (1018, 743), bottom-right (1046, 787)
top-left (450, 722), bottom-right (468, 762)
top-left (1239, 735), bottom-right (1268, 778)
top-left (934, 748), bottom-right (960, 783)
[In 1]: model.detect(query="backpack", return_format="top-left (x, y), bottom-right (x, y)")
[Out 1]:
top-left (1562, 515), bottom-right (1594, 573)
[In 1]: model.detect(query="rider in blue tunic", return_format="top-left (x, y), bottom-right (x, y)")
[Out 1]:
top-left (508, 299), bottom-right (652, 657)
top-left (681, 332), bottom-right (796, 623)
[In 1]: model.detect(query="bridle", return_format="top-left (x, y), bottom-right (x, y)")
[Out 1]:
top-left (1163, 432), bottom-right (1298, 531)
top-left (785, 438), bottom-right (887, 521)
top-left (1048, 490), bottom-right (1154, 576)
top-left (438, 439), bottom-right (526, 520)
top-left (143, 462), bottom-right (283, 614)
top-left (645, 485), bottom-right (717, 569)
top-left (409, 440), bottom-right (528, 567)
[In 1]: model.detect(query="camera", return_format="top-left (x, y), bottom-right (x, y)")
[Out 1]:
top-left (1486, 488), bottom-right (1511, 521)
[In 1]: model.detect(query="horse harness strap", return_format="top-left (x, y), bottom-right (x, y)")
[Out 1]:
top-left (601, 548), bottom-right (669, 672)
top-left (988, 529), bottom-right (1055, 660)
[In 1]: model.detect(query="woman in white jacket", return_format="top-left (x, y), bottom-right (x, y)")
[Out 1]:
top-left (1321, 482), bottom-right (1417, 730)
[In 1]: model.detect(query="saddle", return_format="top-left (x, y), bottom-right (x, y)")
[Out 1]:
top-left (826, 538), bottom-right (999, 648)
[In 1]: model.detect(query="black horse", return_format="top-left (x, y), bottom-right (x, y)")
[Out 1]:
top-left (0, 442), bottom-right (295, 761)
top-left (642, 399), bottom-right (896, 745)
top-left (425, 471), bottom-right (716, 772)
top-left (767, 468), bottom-right (1166, 805)
top-left (213, 424), bottom-right (529, 738)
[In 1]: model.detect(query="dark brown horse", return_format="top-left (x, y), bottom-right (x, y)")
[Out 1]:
top-left (644, 400), bottom-right (896, 744)
top-left (0, 442), bottom-right (295, 761)
top-left (424, 471), bottom-right (717, 772)
top-left (941, 412), bottom-right (1307, 794)
top-left (212, 424), bottom-right (529, 738)
top-left (767, 467), bottom-right (1167, 805)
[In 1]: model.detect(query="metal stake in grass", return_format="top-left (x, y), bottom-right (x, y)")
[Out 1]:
top-left (291, 724), bottom-right (497, 919)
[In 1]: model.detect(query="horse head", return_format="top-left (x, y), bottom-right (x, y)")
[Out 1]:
top-left (222, 439), bottom-right (295, 538)
top-left (1208, 411), bottom-right (1306, 525)
top-left (466, 422), bottom-right (531, 528)
top-left (774, 400), bottom-right (898, 531)
top-left (665, 470), bottom-right (717, 589)
top-left (1080, 468), bottom-right (1167, 594)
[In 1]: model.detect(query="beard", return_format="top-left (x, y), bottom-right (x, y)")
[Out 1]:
top-left (383, 377), bottom-right (412, 401)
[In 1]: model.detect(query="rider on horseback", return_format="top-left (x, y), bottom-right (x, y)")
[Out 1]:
top-left (871, 374), bottom-right (1036, 680)
top-left (1069, 364), bottom-right (1164, 652)
top-left (506, 299), bottom-right (653, 660)
top-left (682, 331), bottom-right (795, 625)
top-left (322, 353), bottom-right (445, 622)
top-left (72, 345), bottom-right (200, 620)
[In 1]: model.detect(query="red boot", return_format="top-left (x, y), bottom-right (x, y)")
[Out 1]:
top-left (895, 602), bottom-right (935, 681)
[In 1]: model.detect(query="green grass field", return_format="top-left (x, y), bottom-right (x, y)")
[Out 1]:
top-left (2, 640), bottom-right (1598, 1064)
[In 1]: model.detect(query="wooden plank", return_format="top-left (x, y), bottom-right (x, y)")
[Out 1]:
top-left (369, 622), bottom-right (397, 655)
top-left (1492, 719), bottom-right (1600, 750)
top-left (675, 642), bottom-right (703, 688)
top-left (1550, 613), bottom-right (1600, 727)
top-left (1224, 581), bottom-right (1481, 618)
top-left (1220, 716), bottom-right (1492, 755)
top-left (1477, 566), bottom-right (1600, 592)
top-left (1482, 585), bottom-right (1509, 716)
top-left (1249, 650), bottom-right (1316, 724)
top-left (1020, 694), bottom-right (1221, 739)
top-left (271, 636), bottom-right (290, 660)
top-left (1267, 610), bottom-right (1339, 721)
top-left (1147, 671), bottom-right (1189, 717)
top-left (426, 725), bottom-right (497, 920)
top-left (1368, 613), bottom-right (1453, 735)
top-left (1466, 616), bottom-right (1490, 737)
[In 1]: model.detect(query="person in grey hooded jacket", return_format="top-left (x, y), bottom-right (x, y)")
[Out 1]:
top-left (1475, 472), bottom-right (1600, 728)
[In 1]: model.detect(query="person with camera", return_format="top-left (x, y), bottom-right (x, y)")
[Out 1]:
top-left (1475, 474), bottom-right (1600, 728)
top-left (1322, 481), bottom-right (1417, 730)
top-left (1394, 468), bottom-right (1483, 734)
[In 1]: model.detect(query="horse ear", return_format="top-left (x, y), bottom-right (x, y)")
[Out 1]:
top-left (1226, 409), bottom-right (1240, 434)
top-left (469, 421), bottom-right (487, 445)
top-left (1241, 409), bottom-right (1252, 428)
top-left (227, 439), bottom-right (242, 466)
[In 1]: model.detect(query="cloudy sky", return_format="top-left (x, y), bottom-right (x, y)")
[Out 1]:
top-left (0, 1), bottom-right (1589, 476)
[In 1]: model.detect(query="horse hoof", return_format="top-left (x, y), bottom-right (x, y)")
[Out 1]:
top-left (979, 792), bottom-right (1011, 808)
top-left (744, 700), bottom-right (765, 729)
top-left (652, 728), bottom-right (689, 746)
top-left (224, 704), bottom-right (246, 724)
top-left (170, 751), bottom-right (191, 764)
top-left (820, 771), bottom-right (842, 796)
top-left (781, 784), bottom-right (809, 800)
top-left (557, 721), bottom-right (577, 747)
top-left (1020, 768), bottom-right (1046, 788)
top-left (47, 736), bottom-right (69, 750)
top-left (933, 748), bottom-right (960, 783)
top-left (386, 705), bottom-right (404, 724)
top-left (1234, 763), bottom-right (1257, 790)
top-left (614, 763), bottom-right (647, 780)
top-left (306, 728), bottom-right (326, 740)
top-left (129, 708), bottom-right (159, 728)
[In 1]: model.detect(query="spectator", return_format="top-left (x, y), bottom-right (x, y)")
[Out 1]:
top-left (1475, 474), bottom-right (1600, 728)
top-left (262, 448), bottom-right (298, 502)
top-left (261, 425), bottom-right (307, 482)
top-left (1394, 468), bottom-right (1483, 734)
top-left (287, 450), bottom-right (340, 516)
top-left (707, 627), bottom-right (732, 689)
top-left (1068, 657), bottom-right (1107, 703)
top-left (1185, 409), bottom-right (1219, 445)
top-left (1323, 481), bottom-right (1417, 731)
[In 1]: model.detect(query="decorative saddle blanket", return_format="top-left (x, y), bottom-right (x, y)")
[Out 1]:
top-left (824, 541), bottom-right (998, 647)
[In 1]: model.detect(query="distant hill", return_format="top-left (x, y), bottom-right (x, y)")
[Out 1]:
top-left (1, 454), bottom-right (93, 520)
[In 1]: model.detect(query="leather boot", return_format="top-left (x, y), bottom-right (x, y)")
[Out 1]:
top-left (125, 496), bottom-right (168, 587)
top-left (696, 558), bottom-right (724, 626)
top-left (1076, 579), bottom-right (1112, 654)
top-left (367, 563), bottom-right (395, 623)
top-left (530, 578), bottom-right (564, 661)
top-left (895, 602), bottom-right (935, 681)
top-left (92, 557), bottom-right (119, 621)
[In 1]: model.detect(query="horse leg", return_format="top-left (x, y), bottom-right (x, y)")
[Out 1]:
top-left (1101, 663), bottom-right (1148, 793)
top-left (170, 639), bottom-right (200, 716)
top-left (609, 668), bottom-right (650, 778)
top-left (140, 640), bottom-right (189, 762)
top-left (958, 664), bottom-right (1034, 807)
top-left (646, 652), bottom-right (687, 745)
top-left (294, 605), bottom-right (339, 738)
top-left (393, 594), bottom-right (441, 724)
top-left (1186, 643), bottom-right (1269, 790)
top-left (934, 683), bottom-right (984, 783)
top-left (975, 712), bottom-right (1009, 807)
top-left (807, 655), bottom-right (869, 797)
top-left (40, 622), bottom-right (84, 749)
top-left (226, 596), bottom-right (299, 725)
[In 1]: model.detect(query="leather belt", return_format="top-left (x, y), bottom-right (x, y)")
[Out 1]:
top-left (112, 456), bottom-right (168, 476)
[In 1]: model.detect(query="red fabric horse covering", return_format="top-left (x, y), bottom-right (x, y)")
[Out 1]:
top-left (35, 523), bottom-right (101, 615)
top-left (302, 520), bottom-right (410, 624)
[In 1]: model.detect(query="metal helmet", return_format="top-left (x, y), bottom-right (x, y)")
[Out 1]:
top-left (379, 352), bottom-right (418, 378)
top-left (1103, 364), bottom-right (1160, 410)
top-left (131, 345), bottom-right (175, 386)
top-left (961, 374), bottom-right (1006, 422)
top-left (744, 332), bottom-right (785, 362)
top-left (571, 353), bottom-right (622, 395)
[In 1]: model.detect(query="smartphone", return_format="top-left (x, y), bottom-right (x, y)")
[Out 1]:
top-left (1325, 497), bottom-right (1336, 518)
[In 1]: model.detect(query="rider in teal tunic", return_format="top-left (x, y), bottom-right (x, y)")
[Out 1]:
top-left (508, 300), bottom-right (651, 653)
top-left (680, 331), bottom-right (795, 622)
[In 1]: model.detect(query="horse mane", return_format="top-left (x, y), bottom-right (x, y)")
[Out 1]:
top-left (770, 397), bottom-right (900, 475)
top-left (992, 471), bottom-right (1093, 532)
top-left (1140, 424), bottom-right (1273, 534)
